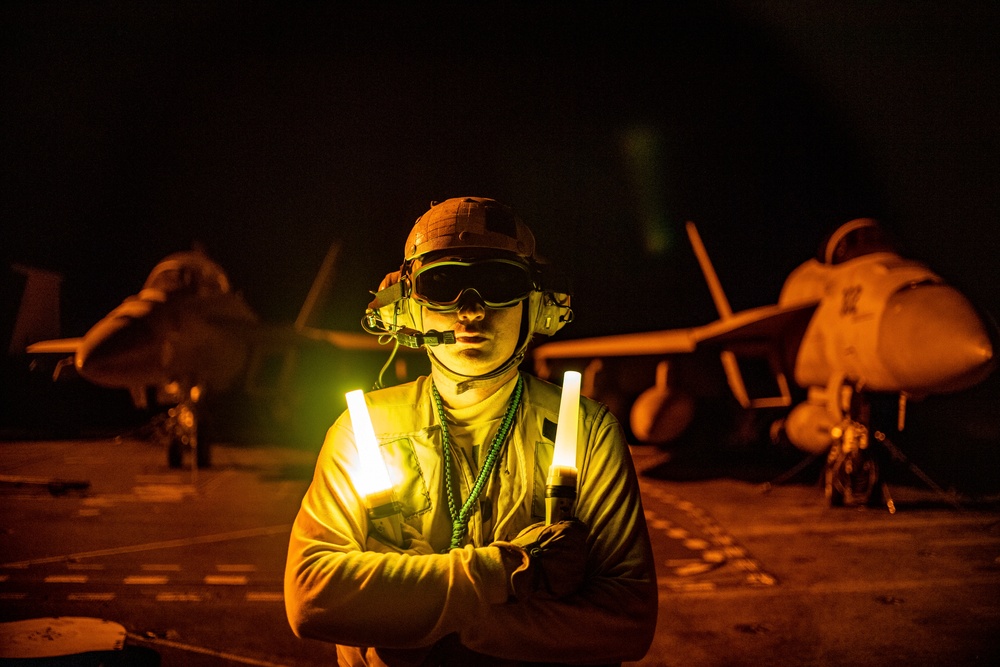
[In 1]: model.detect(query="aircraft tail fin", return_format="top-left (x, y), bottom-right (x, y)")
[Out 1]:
top-left (7, 264), bottom-right (63, 355)
top-left (294, 242), bottom-right (341, 333)
top-left (685, 221), bottom-right (733, 319)
top-left (685, 223), bottom-right (792, 409)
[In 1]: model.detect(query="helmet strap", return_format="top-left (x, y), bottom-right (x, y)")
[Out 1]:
top-left (427, 344), bottom-right (527, 394)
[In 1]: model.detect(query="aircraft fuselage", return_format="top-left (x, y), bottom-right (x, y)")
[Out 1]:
top-left (781, 252), bottom-right (995, 398)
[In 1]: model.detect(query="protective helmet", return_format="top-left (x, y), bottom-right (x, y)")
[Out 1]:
top-left (365, 197), bottom-right (572, 384)
top-left (404, 197), bottom-right (536, 262)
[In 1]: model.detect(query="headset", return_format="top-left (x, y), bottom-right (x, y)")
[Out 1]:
top-left (363, 260), bottom-right (573, 348)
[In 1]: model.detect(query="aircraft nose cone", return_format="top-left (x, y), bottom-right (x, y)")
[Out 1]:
top-left (877, 284), bottom-right (995, 394)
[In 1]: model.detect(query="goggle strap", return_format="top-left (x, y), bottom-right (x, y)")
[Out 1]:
top-left (370, 280), bottom-right (406, 309)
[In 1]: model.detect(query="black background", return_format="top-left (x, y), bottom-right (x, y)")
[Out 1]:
top-left (4, 1), bottom-right (998, 341)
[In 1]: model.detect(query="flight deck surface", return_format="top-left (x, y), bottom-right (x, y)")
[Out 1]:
top-left (2, 437), bottom-right (998, 666)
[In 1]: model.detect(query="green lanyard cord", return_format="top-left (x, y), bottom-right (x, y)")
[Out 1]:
top-left (432, 374), bottom-right (524, 551)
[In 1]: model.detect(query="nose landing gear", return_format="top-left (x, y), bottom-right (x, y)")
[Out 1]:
top-left (154, 385), bottom-right (210, 471)
top-left (825, 419), bottom-right (882, 509)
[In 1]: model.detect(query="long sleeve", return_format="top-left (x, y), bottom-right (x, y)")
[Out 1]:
top-left (459, 407), bottom-right (659, 663)
top-left (284, 419), bottom-right (511, 648)
top-left (284, 382), bottom-right (658, 664)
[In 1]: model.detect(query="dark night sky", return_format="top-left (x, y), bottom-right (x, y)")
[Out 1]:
top-left (4, 1), bottom-right (999, 342)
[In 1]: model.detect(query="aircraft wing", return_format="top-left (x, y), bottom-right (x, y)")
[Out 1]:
top-left (24, 338), bottom-right (82, 355)
top-left (294, 325), bottom-right (402, 352)
top-left (533, 301), bottom-right (817, 361)
top-left (533, 300), bottom-right (818, 410)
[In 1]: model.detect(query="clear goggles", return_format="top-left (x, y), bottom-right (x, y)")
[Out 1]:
top-left (410, 258), bottom-right (535, 311)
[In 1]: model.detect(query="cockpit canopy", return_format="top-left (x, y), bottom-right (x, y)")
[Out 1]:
top-left (143, 251), bottom-right (231, 296)
top-left (818, 218), bottom-right (897, 265)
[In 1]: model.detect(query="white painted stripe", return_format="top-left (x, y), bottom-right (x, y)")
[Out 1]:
top-left (142, 564), bottom-right (182, 571)
top-left (68, 592), bottom-right (116, 601)
top-left (659, 579), bottom-right (717, 592)
top-left (132, 485), bottom-right (196, 502)
top-left (0, 592), bottom-right (27, 600)
top-left (45, 574), bottom-right (88, 583)
top-left (683, 538), bottom-right (710, 550)
top-left (67, 563), bottom-right (105, 570)
top-left (246, 592), bottom-right (284, 602)
top-left (674, 563), bottom-right (715, 577)
top-left (0, 574), bottom-right (8, 582)
top-left (205, 575), bottom-right (248, 585)
top-left (747, 573), bottom-right (778, 586)
top-left (124, 575), bottom-right (169, 585)
top-left (2, 524), bottom-right (288, 568)
top-left (157, 592), bottom-right (203, 602)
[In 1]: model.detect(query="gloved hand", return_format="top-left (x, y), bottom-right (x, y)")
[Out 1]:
top-left (493, 519), bottom-right (588, 601)
top-left (366, 521), bottom-right (435, 556)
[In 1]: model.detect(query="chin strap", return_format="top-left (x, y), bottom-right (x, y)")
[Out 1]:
top-left (426, 298), bottom-right (533, 394)
top-left (428, 344), bottom-right (528, 394)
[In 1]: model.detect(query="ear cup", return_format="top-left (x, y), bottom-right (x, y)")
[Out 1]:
top-left (529, 290), bottom-right (572, 338)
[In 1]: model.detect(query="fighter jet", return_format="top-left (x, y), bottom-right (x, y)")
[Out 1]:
top-left (24, 244), bottom-right (419, 469)
top-left (532, 219), bottom-right (996, 506)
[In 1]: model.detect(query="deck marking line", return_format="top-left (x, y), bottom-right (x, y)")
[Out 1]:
top-left (205, 575), bottom-right (248, 585)
top-left (246, 592), bottom-right (284, 602)
top-left (68, 592), bottom-right (116, 601)
top-left (124, 575), bottom-right (169, 585)
top-left (1, 524), bottom-right (288, 568)
top-left (157, 592), bottom-right (203, 602)
top-left (44, 575), bottom-right (88, 583)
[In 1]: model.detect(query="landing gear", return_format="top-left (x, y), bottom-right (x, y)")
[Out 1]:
top-left (822, 393), bottom-right (957, 512)
top-left (155, 386), bottom-right (210, 471)
top-left (825, 419), bottom-right (880, 507)
top-left (768, 385), bottom-right (957, 512)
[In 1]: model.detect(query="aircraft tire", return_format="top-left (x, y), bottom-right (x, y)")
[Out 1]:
top-left (196, 440), bottom-right (211, 468)
top-left (167, 438), bottom-right (183, 468)
top-left (827, 448), bottom-right (877, 507)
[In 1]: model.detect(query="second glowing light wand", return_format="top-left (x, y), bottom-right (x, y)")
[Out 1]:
top-left (346, 389), bottom-right (404, 546)
top-left (546, 370), bottom-right (582, 524)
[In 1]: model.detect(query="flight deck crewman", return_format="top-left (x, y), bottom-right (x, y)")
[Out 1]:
top-left (284, 197), bottom-right (658, 666)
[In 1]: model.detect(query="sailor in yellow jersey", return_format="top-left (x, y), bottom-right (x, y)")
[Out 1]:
top-left (285, 197), bottom-right (657, 666)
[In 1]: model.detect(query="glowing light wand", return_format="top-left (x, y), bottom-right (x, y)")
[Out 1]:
top-left (546, 370), bottom-right (581, 524)
top-left (346, 389), bottom-right (403, 546)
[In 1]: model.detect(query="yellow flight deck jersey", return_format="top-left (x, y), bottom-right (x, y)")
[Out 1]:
top-left (284, 372), bottom-right (658, 666)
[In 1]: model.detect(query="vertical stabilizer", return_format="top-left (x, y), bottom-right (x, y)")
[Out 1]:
top-left (8, 264), bottom-right (63, 355)
top-left (685, 221), bottom-right (733, 319)
top-left (295, 243), bottom-right (340, 332)
top-left (684, 223), bottom-right (791, 409)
